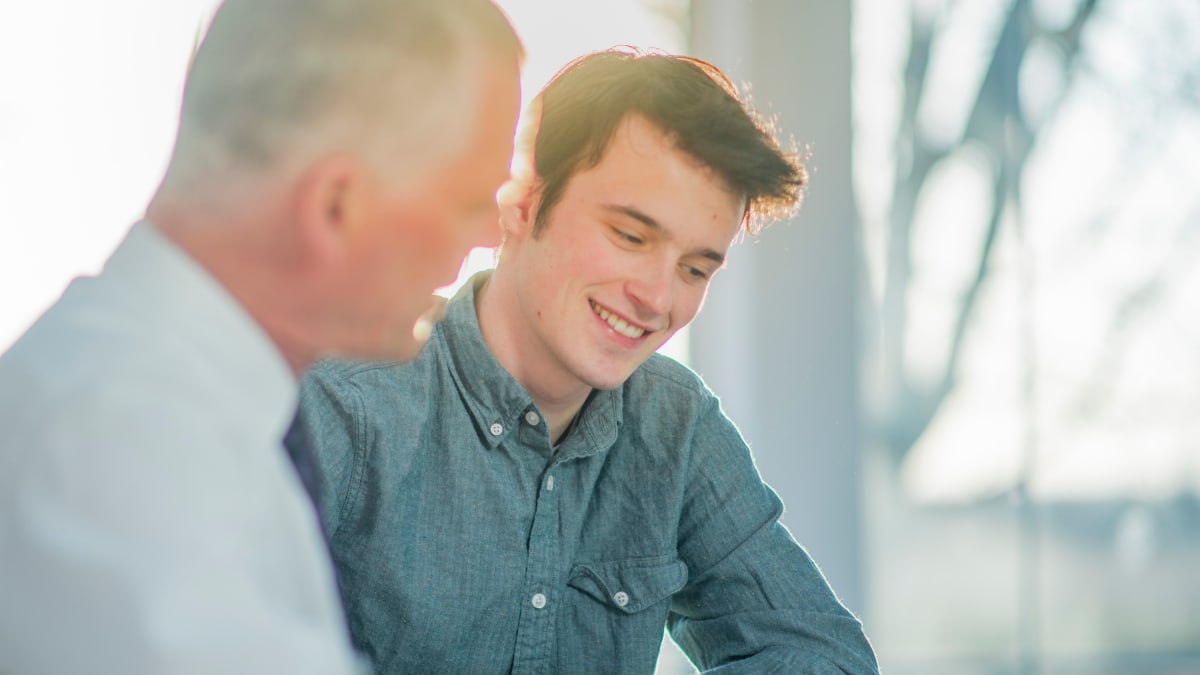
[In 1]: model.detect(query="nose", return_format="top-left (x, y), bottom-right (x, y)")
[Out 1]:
top-left (625, 258), bottom-right (673, 320)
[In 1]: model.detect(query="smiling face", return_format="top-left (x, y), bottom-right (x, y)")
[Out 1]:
top-left (493, 114), bottom-right (744, 396)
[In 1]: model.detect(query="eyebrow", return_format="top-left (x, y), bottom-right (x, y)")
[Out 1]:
top-left (601, 203), bottom-right (727, 266)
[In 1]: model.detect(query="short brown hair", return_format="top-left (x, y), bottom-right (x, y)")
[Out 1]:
top-left (527, 48), bottom-right (805, 236)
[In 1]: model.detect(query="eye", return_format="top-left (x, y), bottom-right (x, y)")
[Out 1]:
top-left (681, 264), bottom-right (712, 282)
top-left (612, 228), bottom-right (644, 246)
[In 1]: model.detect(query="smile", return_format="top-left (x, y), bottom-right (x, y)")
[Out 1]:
top-left (589, 300), bottom-right (646, 339)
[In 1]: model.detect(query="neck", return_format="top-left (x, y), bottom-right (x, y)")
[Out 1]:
top-left (540, 392), bottom-right (587, 446)
top-left (475, 268), bottom-right (591, 443)
top-left (147, 199), bottom-right (317, 377)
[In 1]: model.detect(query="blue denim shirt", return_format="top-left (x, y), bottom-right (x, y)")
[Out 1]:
top-left (298, 275), bottom-right (878, 674)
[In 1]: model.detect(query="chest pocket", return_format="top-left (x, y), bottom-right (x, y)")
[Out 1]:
top-left (567, 555), bottom-right (688, 613)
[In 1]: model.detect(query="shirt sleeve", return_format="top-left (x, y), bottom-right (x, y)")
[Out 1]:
top-left (0, 379), bottom-right (368, 675)
top-left (668, 397), bottom-right (880, 674)
top-left (296, 365), bottom-right (367, 537)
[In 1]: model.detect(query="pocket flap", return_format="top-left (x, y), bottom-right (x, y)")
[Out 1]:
top-left (567, 556), bottom-right (688, 614)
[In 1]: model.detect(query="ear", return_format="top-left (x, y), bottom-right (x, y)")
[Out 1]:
top-left (496, 175), bottom-right (539, 240)
top-left (291, 154), bottom-right (364, 267)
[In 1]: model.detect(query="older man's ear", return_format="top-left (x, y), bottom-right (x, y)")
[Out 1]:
top-left (291, 153), bottom-right (365, 269)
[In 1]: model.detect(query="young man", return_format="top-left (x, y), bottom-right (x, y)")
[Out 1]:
top-left (300, 50), bottom-right (879, 673)
top-left (0, 1), bottom-right (521, 673)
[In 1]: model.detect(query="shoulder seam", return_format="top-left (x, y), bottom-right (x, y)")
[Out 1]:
top-left (634, 355), bottom-right (711, 398)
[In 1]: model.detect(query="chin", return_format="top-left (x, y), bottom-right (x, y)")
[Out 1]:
top-left (384, 345), bottom-right (423, 363)
top-left (360, 326), bottom-right (424, 363)
top-left (391, 334), bottom-right (430, 362)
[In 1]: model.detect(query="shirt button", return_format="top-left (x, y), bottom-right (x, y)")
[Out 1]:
top-left (489, 422), bottom-right (504, 437)
top-left (545, 475), bottom-right (555, 492)
top-left (613, 591), bottom-right (629, 608)
top-left (531, 592), bottom-right (547, 609)
top-left (524, 410), bottom-right (541, 426)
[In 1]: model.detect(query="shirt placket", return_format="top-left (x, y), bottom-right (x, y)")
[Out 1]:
top-left (510, 457), bottom-right (562, 674)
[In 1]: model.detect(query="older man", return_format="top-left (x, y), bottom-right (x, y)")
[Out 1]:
top-left (0, 1), bottom-right (521, 673)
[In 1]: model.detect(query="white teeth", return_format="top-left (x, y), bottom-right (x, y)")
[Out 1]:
top-left (590, 301), bottom-right (645, 339)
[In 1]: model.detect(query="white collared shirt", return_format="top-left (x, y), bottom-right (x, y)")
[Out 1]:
top-left (0, 223), bottom-right (364, 674)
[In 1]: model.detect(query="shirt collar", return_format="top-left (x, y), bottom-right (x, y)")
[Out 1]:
top-left (436, 271), bottom-right (621, 456)
top-left (114, 222), bottom-right (298, 447)
top-left (438, 272), bottom-right (537, 449)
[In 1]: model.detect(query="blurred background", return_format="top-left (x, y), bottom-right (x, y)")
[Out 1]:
top-left (2, 0), bottom-right (1197, 673)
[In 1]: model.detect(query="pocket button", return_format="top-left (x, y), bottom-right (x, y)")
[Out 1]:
top-left (613, 591), bottom-right (629, 608)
